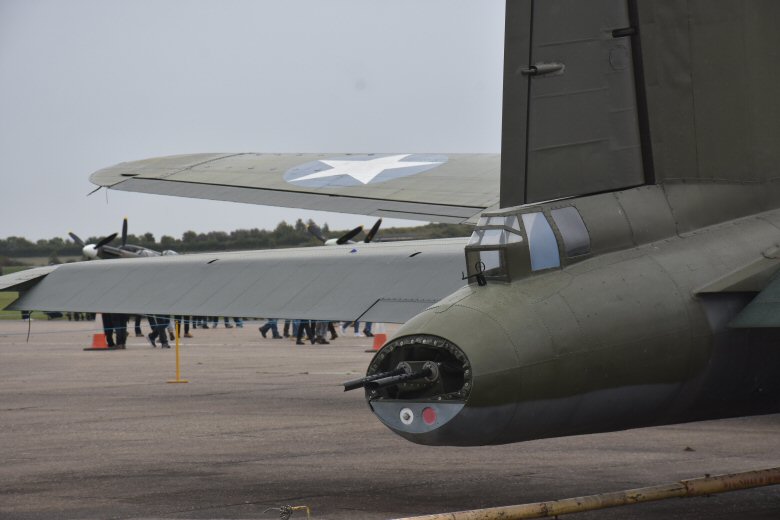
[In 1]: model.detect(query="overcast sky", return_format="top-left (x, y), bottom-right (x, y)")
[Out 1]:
top-left (0, 0), bottom-right (504, 241)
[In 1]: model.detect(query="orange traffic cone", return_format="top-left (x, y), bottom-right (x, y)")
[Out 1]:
top-left (83, 333), bottom-right (110, 351)
top-left (371, 333), bottom-right (387, 351)
top-left (368, 323), bottom-right (388, 352)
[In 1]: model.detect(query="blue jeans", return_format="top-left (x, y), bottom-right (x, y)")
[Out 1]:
top-left (354, 321), bottom-right (372, 334)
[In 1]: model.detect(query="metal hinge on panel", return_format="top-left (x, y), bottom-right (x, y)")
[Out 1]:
top-left (521, 62), bottom-right (565, 77)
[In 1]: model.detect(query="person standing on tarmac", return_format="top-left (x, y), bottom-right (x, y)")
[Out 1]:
top-left (133, 315), bottom-right (144, 337)
top-left (173, 315), bottom-right (194, 338)
top-left (148, 314), bottom-right (171, 348)
top-left (113, 314), bottom-right (129, 349)
top-left (313, 321), bottom-right (330, 344)
top-left (259, 319), bottom-right (282, 339)
top-left (223, 317), bottom-right (244, 328)
top-left (295, 319), bottom-right (315, 345)
top-left (101, 313), bottom-right (117, 348)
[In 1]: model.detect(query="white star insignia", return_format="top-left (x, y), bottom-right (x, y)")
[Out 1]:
top-left (291, 154), bottom-right (444, 185)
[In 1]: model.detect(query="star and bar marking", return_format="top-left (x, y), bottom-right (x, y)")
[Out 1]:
top-left (283, 154), bottom-right (448, 188)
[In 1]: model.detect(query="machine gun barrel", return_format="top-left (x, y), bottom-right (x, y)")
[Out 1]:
top-left (343, 366), bottom-right (407, 392)
top-left (364, 366), bottom-right (434, 391)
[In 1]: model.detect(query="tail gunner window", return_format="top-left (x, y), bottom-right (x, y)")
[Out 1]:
top-left (521, 212), bottom-right (560, 271)
top-left (551, 207), bottom-right (590, 257)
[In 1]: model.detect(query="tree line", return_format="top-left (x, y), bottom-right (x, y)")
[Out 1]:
top-left (0, 219), bottom-right (471, 264)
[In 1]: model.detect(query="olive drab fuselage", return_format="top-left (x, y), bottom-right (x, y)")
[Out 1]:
top-left (364, 0), bottom-right (780, 445)
top-left (367, 184), bottom-right (780, 445)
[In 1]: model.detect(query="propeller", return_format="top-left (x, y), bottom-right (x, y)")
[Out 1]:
top-left (68, 232), bottom-right (85, 247)
top-left (69, 230), bottom-right (115, 259)
top-left (307, 223), bottom-right (327, 243)
top-left (95, 233), bottom-right (118, 249)
top-left (364, 218), bottom-right (383, 243)
top-left (336, 225), bottom-right (364, 245)
top-left (121, 217), bottom-right (128, 247)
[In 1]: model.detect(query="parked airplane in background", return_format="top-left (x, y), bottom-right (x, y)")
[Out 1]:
top-left (2, 1), bottom-right (780, 447)
top-left (68, 230), bottom-right (118, 260)
top-left (307, 219), bottom-right (383, 246)
top-left (70, 218), bottom-right (178, 259)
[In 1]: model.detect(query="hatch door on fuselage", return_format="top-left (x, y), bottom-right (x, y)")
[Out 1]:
top-left (501, 0), bottom-right (646, 207)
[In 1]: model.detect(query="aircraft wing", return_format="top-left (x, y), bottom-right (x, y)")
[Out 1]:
top-left (90, 153), bottom-right (500, 223)
top-left (0, 265), bottom-right (59, 292)
top-left (2, 238), bottom-right (469, 324)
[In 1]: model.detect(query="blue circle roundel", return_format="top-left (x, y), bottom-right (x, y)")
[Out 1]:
top-left (283, 154), bottom-right (448, 188)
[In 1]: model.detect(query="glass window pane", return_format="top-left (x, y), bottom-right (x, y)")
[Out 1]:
top-left (507, 232), bottom-right (523, 244)
top-left (521, 212), bottom-right (560, 271)
top-left (468, 230), bottom-right (482, 246)
top-left (479, 250), bottom-right (502, 276)
top-left (505, 215), bottom-right (521, 233)
top-left (551, 207), bottom-right (590, 256)
top-left (481, 229), bottom-right (506, 246)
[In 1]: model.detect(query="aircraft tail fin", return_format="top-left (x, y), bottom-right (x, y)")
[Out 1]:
top-left (499, 0), bottom-right (780, 207)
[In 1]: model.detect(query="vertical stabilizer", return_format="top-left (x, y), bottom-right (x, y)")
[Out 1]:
top-left (636, 0), bottom-right (780, 184)
top-left (501, 0), bottom-right (646, 207)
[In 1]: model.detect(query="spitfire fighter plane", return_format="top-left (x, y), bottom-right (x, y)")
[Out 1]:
top-left (2, 0), bottom-right (780, 447)
top-left (70, 218), bottom-right (178, 259)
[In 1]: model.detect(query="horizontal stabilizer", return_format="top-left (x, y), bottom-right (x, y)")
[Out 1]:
top-left (2, 239), bottom-right (469, 323)
top-left (90, 153), bottom-right (500, 223)
top-left (695, 247), bottom-right (780, 294)
top-left (729, 273), bottom-right (780, 329)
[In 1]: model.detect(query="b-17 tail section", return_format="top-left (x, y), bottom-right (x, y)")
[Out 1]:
top-left (90, 153), bottom-right (500, 224)
top-left (1, 239), bottom-right (469, 324)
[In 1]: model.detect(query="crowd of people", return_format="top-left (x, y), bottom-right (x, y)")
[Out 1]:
top-left (259, 319), bottom-right (373, 344)
top-left (90, 313), bottom-right (372, 349)
top-left (80, 314), bottom-right (244, 349)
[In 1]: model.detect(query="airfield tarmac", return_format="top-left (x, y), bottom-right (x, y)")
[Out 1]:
top-left (0, 319), bottom-right (778, 520)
